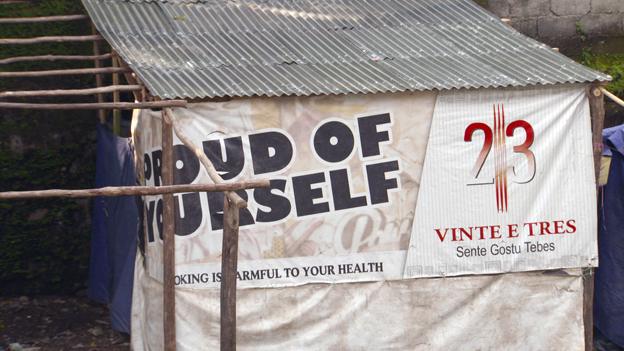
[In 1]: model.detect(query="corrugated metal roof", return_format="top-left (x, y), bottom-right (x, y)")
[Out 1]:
top-left (83, 0), bottom-right (611, 99)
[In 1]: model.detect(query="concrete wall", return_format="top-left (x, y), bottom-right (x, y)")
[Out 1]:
top-left (485, 0), bottom-right (624, 44)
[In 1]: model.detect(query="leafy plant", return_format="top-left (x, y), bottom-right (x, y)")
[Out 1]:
top-left (580, 48), bottom-right (624, 96)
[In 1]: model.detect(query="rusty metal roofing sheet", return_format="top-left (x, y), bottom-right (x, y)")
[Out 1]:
top-left (82, 0), bottom-right (611, 99)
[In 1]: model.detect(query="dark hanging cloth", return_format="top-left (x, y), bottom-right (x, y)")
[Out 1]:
top-left (88, 124), bottom-right (139, 334)
top-left (595, 123), bottom-right (624, 348)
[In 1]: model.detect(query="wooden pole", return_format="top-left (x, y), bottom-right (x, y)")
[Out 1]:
top-left (585, 84), bottom-right (606, 351)
top-left (92, 23), bottom-right (106, 123)
top-left (165, 109), bottom-right (247, 208)
top-left (601, 87), bottom-right (624, 108)
top-left (0, 34), bottom-right (104, 45)
top-left (161, 110), bottom-right (177, 351)
top-left (0, 1), bottom-right (32, 5)
top-left (0, 181), bottom-right (270, 199)
top-left (0, 100), bottom-right (187, 110)
top-left (0, 67), bottom-right (128, 78)
top-left (221, 196), bottom-right (240, 351)
top-left (116, 58), bottom-right (143, 101)
top-left (112, 55), bottom-right (122, 135)
top-left (0, 14), bottom-right (88, 24)
top-left (0, 85), bottom-right (142, 98)
top-left (0, 53), bottom-right (112, 65)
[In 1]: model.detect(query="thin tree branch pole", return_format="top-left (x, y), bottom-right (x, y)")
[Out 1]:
top-left (585, 84), bottom-right (606, 351)
top-left (112, 55), bottom-right (122, 135)
top-left (118, 59), bottom-right (143, 101)
top-left (0, 85), bottom-right (142, 98)
top-left (0, 67), bottom-right (128, 78)
top-left (0, 101), bottom-right (187, 110)
top-left (0, 1), bottom-right (31, 5)
top-left (161, 111), bottom-right (177, 351)
top-left (0, 14), bottom-right (88, 24)
top-left (0, 181), bottom-right (270, 200)
top-left (600, 87), bottom-right (624, 108)
top-left (221, 196), bottom-right (240, 351)
top-left (0, 35), bottom-right (104, 45)
top-left (92, 23), bottom-right (106, 123)
top-left (0, 53), bottom-right (112, 65)
top-left (164, 108), bottom-right (247, 208)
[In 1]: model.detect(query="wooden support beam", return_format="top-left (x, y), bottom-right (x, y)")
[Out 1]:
top-left (0, 101), bottom-right (187, 110)
top-left (0, 67), bottom-right (128, 78)
top-left (0, 34), bottom-right (104, 45)
top-left (0, 85), bottom-right (142, 98)
top-left (590, 86), bottom-right (606, 183)
top-left (585, 84), bottom-right (606, 351)
top-left (221, 197), bottom-right (240, 351)
top-left (0, 181), bottom-right (270, 199)
top-left (92, 24), bottom-right (107, 123)
top-left (116, 56), bottom-right (144, 101)
top-left (0, 53), bottom-right (112, 65)
top-left (165, 108), bottom-right (247, 208)
top-left (601, 87), bottom-right (624, 108)
top-left (112, 55), bottom-right (122, 135)
top-left (162, 111), bottom-right (177, 351)
top-left (0, 0), bottom-right (32, 5)
top-left (0, 14), bottom-right (88, 24)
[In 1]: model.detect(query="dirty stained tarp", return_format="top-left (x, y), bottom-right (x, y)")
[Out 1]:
top-left (131, 253), bottom-right (584, 350)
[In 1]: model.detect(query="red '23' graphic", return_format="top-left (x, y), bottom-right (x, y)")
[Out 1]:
top-left (464, 104), bottom-right (535, 213)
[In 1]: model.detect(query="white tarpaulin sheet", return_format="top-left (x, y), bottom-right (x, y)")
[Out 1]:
top-left (404, 85), bottom-right (598, 278)
top-left (131, 255), bottom-right (585, 350)
top-left (131, 85), bottom-right (596, 350)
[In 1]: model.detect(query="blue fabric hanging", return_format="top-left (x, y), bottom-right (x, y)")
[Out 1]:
top-left (88, 124), bottom-right (139, 334)
top-left (595, 123), bottom-right (624, 347)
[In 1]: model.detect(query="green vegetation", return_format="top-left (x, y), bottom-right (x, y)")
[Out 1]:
top-left (0, 143), bottom-right (95, 295)
top-left (580, 49), bottom-right (624, 96)
top-left (0, 0), bottom-right (98, 295)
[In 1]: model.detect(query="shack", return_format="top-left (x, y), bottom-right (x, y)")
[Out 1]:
top-left (79, 0), bottom-right (610, 349)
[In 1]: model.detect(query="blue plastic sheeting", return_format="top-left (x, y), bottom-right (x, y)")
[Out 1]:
top-left (88, 124), bottom-right (138, 334)
top-left (595, 124), bottom-right (624, 348)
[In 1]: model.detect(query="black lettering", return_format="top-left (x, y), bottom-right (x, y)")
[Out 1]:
top-left (358, 113), bottom-right (391, 158)
top-left (174, 193), bottom-right (203, 236)
top-left (313, 121), bottom-right (354, 163)
top-left (202, 137), bottom-right (244, 180)
top-left (366, 160), bottom-right (399, 204)
top-left (329, 169), bottom-right (367, 210)
top-left (156, 198), bottom-right (163, 240)
top-left (146, 200), bottom-right (156, 243)
top-left (254, 179), bottom-right (291, 222)
top-left (292, 172), bottom-right (329, 216)
top-left (206, 190), bottom-right (255, 231)
top-left (249, 131), bottom-right (293, 174)
top-left (173, 144), bottom-right (200, 185)
top-left (151, 150), bottom-right (163, 186)
top-left (144, 153), bottom-right (152, 181)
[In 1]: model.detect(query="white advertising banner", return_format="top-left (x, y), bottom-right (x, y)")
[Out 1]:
top-left (135, 91), bottom-right (436, 288)
top-left (133, 85), bottom-right (597, 288)
top-left (404, 85), bottom-right (598, 278)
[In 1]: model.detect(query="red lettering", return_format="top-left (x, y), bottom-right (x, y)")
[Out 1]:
top-left (524, 222), bottom-right (539, 236)
top-left (476, 226), bottom-right (488, 240)
top-left (508, 223), bottom-right (519, 238)
top-left (435, 228), bottom-right (449, 242)
top-left (539, 221), bottom-right (552, 235)
top-left (566, 219), bottom-right (577, 234)
top-left (459, 227), bottom-right (473, 241)
top-left (553, 220), bottom-right (565, 234)
top-left (490, 225), bottom-right (502, 239)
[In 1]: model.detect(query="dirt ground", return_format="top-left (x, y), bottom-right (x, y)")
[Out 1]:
top-left (0, 295), bottom-right (128, 351)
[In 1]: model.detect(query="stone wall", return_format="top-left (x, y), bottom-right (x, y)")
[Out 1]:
top-left (485, 0), bottom-right (624, 45)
